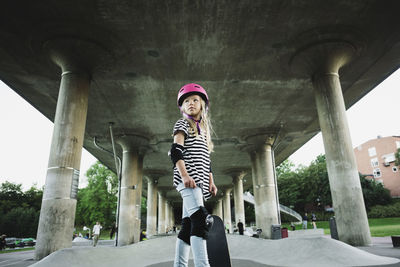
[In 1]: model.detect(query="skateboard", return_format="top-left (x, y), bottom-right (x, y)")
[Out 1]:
top-left (206, 215), bottom-right (232, 267)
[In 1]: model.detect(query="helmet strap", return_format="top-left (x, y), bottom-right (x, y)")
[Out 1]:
top-left (182, 112), bottom-right (202, 134)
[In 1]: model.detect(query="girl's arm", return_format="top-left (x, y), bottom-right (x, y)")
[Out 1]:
top-left (209, 172), bottom-right (218, 196)
top-left (174, 132), bottom-right (197, 188)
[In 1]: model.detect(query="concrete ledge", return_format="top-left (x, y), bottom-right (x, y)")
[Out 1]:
top-left (288, 228), bottom-right (325, 238)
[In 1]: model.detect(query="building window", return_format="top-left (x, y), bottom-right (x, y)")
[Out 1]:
top-left (382, 153), bottom-right (395, 166)
top-left (396, 141), bottom-right (400, 149)
top-left (373, 168), bottom-right (381, 178)
top-left (368, 147), bottom-right (376, 157)
top-left (393, 166), bottom-right (398, 172)
top-left (370, 158), bottom-right (379, 167)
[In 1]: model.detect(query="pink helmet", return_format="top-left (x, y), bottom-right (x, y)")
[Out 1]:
top-left (177, 83), bottom-right (209, 108)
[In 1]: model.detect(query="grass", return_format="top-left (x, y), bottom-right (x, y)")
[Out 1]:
top-left (282, 217), bottom-right (400, 237)
top-left (0, 247), bottom-right (35, 254)
top-left (100, 230), bottom-right (114, 240)
top-left (368, 217), bottom-right (400, 237)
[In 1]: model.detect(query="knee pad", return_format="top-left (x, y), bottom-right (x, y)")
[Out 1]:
top-left (178, 217), bottom-right (191, 245)
top-left (190, 206), bottom-right (214, 240)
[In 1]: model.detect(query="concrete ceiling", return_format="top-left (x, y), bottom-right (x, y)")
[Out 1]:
top-left (1, 0), bottom-right (400, 203)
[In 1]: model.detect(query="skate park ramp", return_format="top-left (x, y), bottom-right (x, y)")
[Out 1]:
top-left (31, 235), bottom-right (399, 267)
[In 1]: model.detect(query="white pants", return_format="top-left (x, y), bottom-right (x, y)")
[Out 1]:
top-left (174, 183), bottom-right (210, 267)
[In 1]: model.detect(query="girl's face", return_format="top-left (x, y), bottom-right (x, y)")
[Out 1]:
top-left (182, 94), bottom-right (202, 118)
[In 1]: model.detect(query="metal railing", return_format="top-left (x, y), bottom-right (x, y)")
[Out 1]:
top-left (243, 191), bottom-right (302, 223)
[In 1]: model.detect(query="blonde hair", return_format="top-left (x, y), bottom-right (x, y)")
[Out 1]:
top-left (183, 98), bottom-right (214, 153)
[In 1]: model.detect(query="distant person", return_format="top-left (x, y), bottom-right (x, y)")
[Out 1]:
top-left (225, 222), bottom-right (230, 234)
top-left (302, 213), bottom-right (308, 229)
top-left (254, 228), bottom-right (262, 238)
top-left (311, 213), bottom-right (317, 229)
top-left (237, 220), bottom-right (244, 235)
top-left (0, 234), bottom-right (6, 250)
top-left (140, 230), bottom-right (147, 241)
top-left (110, 222), bottom-right (116, 240)
top-left (173, 225), bottom-right (176, 233)
top-left (92, 221), bottom-right (102, 247)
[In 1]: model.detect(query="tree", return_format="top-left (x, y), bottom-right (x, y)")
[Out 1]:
top-left (360, 175), bottom-right (392, 210)
top-left (0, 181), bottom-right (43, 237)
top-left (2, 207), bottom-right (39, 237)
top-left (276, 159), bottom-right (295, 178)
top-left (244, 201), bottom-right (255, 224)
top-left (395, 148), bottom-right (400, 166)
top-left (277, 155), bottom-right (332, 212)
top-left (276, 171), bottom-right (301, 209)
top-left (296, 155), bottom-right (331, 210)
top-left (23, 185), bottom-right (43, 211)
top-left (277, 154), bottom-right (393, 215)
top-left (0, 181), bottom-right (25, 215)
top-left (141, 196), bottom-right (147, 228)
top-left (75, 161), bottom-right (118, 228)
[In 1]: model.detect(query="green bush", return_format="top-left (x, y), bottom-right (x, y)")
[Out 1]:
top-left (361, 176), bottom-right (392, 210)
top-left (368, 201), bottom-right (400, 218)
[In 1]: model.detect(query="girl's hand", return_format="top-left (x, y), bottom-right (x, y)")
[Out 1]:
top-left (182, 175), bottom-right (197, 188)
top-left (209, 183), bottom-right (218, 196)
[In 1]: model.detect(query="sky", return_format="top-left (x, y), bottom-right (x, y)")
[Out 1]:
top-left (0, 83), bottom-right (97, 190)
top-left (1, 68), bottom-right (399, 190)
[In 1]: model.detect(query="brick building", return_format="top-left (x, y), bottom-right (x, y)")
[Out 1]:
top-left (354, 136), bottom-right (400, 197)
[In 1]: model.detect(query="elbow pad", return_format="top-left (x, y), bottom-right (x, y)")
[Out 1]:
top-left (170, 143), bottom-right (185, 166)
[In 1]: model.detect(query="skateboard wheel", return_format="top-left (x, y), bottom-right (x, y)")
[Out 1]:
top-left (206, 214), bottom-right (214, 228)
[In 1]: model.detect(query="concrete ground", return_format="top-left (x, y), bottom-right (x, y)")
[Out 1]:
top-left (1, 234), bottom-right (399, 267)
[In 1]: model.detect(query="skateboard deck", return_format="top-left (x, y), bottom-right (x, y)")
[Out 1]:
top-left (206, 215), bottom-right (232, 267)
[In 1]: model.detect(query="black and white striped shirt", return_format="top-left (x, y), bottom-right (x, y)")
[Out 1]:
top-left (172, 118), bottom-right (212, 201)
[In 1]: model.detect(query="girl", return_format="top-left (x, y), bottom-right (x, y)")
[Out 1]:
top-left (170, 83), bottom-right (217, 267)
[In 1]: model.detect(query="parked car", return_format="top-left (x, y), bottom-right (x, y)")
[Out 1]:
top-left (5, 238), bottom-right (16, 248)
top-left (14, 238), bottom-right (24, 247)
top-left (21, 238), bottom-right (36, 246)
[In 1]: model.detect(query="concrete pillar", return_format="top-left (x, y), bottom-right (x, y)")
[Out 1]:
top-left (170, 205), bottom-right (175, 230)
top-left (145, 177), bottom-right (158, 237)
top-left (291, 39), bottom-right (371, 246)
top-left (34, 48), bottom-right (90, 260)
top-left (117, 147), bottom-right (144, 245)
top-left (158, 193), bottom-right (166, 234)
top-left (115, 136), bottom-right (148, 246)
top-left (313, 63), bottom-right (371, 246)
top-left (223, 189), bottom-right (232, 233)
top-left (248, 136), bottom-right (279, 239)
top-left (233, 172), bottom-right (246, 226)
top-left (165, 201), bottom-right (170, 233)
top-left (212, 199), bottom-right (223, 218)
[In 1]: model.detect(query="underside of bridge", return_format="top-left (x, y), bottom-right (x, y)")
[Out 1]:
top-left (1, 0), bottom-right (400, 260)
